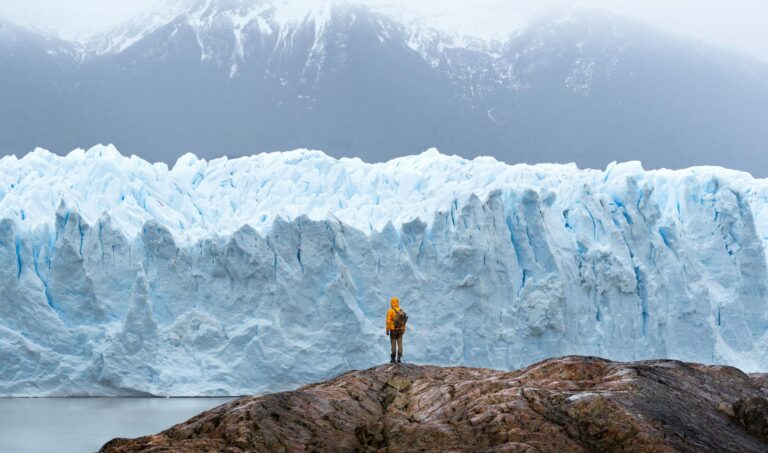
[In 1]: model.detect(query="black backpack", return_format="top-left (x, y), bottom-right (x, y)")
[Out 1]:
top-left (393, 309), bottom-right (408, 330)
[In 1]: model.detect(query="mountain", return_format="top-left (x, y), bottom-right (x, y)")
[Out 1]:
top-left (100, 357), bottom-right (768, 452)
top-left (0, 18), bottom-right (82, 151)
top-left (0, 1), bottom-right (767, 173)
top-left (1, 146), bottom-right (768, 396)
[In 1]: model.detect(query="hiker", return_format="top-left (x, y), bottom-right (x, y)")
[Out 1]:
top-left (386, 297), bottom-right (408, 364)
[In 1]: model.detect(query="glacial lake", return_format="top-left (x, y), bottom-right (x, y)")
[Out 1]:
top-left (0, 397), bottom-right (235, 453)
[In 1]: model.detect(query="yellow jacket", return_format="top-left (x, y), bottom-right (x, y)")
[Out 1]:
top-left (386, 297), bottom-right (406, 332)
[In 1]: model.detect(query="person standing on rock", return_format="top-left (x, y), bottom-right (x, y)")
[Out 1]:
top-left (386, 297), bottom-right (408, 364)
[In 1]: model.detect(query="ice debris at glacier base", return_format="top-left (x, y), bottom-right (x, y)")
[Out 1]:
top-left (1, 145), bottom-right (768, 396)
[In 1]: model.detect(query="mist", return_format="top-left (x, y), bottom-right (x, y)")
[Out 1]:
top-left (1, 0), bottom-right (766, 61)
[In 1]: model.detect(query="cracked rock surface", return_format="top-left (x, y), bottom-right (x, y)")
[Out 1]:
top-left (101, 356), bottom-right (768, 452)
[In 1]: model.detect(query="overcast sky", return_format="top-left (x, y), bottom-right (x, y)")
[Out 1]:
top-left (1, 0), bottom-right (767, 61)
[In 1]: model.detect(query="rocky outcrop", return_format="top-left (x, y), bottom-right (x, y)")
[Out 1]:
top-left (734, 397), bottom-right (768, 442)
top-left (101, 356), bottom-right (768, 452)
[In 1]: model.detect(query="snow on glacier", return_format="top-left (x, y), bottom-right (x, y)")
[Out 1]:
top-left (1, 145), bottom-right (767, 396)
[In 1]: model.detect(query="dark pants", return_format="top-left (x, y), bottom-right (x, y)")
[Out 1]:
top-left (390, 330), bottom-right (404, 356)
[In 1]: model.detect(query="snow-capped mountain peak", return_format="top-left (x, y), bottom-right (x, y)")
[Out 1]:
top-left (81, 0), bottom-right (503, 72)
top-left (2, 3), bottom-right (767, 173)
top-left (85, 0), bottom-right (345, 57)
top-left (83, 0), bottom-right (190, 56)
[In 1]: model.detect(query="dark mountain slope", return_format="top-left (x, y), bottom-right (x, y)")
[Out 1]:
top-left (1, 3), bottom-right (767, 174)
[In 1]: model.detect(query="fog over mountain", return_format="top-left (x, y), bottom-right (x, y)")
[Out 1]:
top-left (1, 0), bottom-right (767, 174)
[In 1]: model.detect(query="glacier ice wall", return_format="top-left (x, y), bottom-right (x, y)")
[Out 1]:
top-left (1, 145), bottom-right (768, 396)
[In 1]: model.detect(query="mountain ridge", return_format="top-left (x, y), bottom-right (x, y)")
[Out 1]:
top-left (1, 2), bottom-right (768, 171)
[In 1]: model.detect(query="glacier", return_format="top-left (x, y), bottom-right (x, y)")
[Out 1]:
top-left (1, 145), bottom-right (767, 396)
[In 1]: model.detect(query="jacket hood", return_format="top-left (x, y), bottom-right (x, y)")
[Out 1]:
top-left (390, 297), bottom-right (400, 310)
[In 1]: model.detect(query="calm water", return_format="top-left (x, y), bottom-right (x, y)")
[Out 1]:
top-left (0, 397), bottom-right (234, 453)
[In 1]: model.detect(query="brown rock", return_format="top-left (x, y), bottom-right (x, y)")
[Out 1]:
top-left (100, 356), bottom-right (768, 452)
top-left (734, 397), bottom-right (768, 442)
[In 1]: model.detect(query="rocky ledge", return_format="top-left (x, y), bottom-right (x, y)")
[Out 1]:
top-left (101, 356), bottom-right (768, 452)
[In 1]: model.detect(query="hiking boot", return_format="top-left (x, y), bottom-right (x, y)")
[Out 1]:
top-left (397, 353), bottom-right (402, 364)
top-left (390, 353), bottom-right (396, 364)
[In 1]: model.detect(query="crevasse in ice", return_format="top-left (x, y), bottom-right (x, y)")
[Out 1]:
top-left (1, 145), bottom-right (767, 396)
